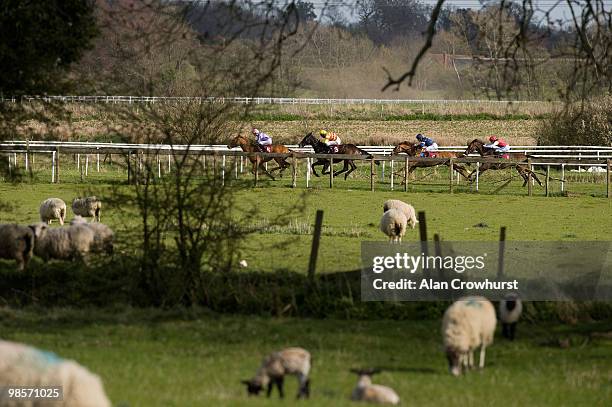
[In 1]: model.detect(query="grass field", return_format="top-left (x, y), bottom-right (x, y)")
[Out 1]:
top-left (1, 308), bottom-right (611, 406)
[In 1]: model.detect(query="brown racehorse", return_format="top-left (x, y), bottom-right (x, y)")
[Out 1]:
top-left (298, 133), bottom-right (379, 180)
top-left (227, 135), bottom-right (292, 180)
top-left (464, 139), bottom-right (542, 186)
top-left (392, 141), bottom-right (471, 179)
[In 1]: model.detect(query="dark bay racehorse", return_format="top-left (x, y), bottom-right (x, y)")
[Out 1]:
top-left (298, 133), bottom-right (379, 180)
top-left (392, 141), bottom-right (470, 179)
top-left (228, 135), bottom-right (292, 180)
top-left (464, 139), bottom-right (542, 186)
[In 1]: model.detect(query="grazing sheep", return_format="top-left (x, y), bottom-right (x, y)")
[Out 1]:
top-left (382, 199), bottom-right (418, 229)
top-left (350, 368), bottom-right (400, 405)
top-left (39, 198), bottom-right (67, 225)
top-left (0, 340), bottom-right (111, 407)
top-left (0, 224), bottom-right (38, 271)
top-left (242, 347), bottom-right (311, 399)
top-left (380, 209), bottom-right (407, 243)
top-left (499, 293), bottom-right (523, 341)
top-left (442, 296), bottom-right (496, 376)
top-left (72, 196), bottom-right (102, 222)
top-left (70, 216), bottom-right (114, 254)
top-left (32, 222), bottom-right (95, 262)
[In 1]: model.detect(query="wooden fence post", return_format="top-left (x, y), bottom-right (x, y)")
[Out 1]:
top-left (545, 165), bottom-right (550, 196)
top-left (404, 157), bottom-right (408, 192)
top-left (418, 211), bottom-right (429, 278)
top-left (497, 226), bottom-right (506, 278)
top-left (127, 151), bottom-right (131, 184)
top-left (254, 154), bottom-right (259, 187)
top-left (329, 156), bottom-right (334, 189)
top-left (607, 159), bottom-right (611, 198)
top-left (308, 210), bottom-right (324, 281)
top-left (370, 157), bottom-right (375, 192)
top-left (291, 153), bottom-right (297, 188)
top-left (527, 159), bottom-right (533, 196)
top-left (449, 158), bottom-right (454, 193)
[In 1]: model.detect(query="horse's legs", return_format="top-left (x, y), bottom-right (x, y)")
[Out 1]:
top-left (311, 159), bottom-right (326, 177)
top-left (453, 163), bottom-right (470, 179)
top-left (333, 160), bottom-right (350, 177)
top-left (344, 160), bottom-right (358, 180)
top-left (257, 159), bottom-right (276, 180)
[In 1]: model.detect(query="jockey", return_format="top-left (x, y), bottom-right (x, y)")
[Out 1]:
top-left (416, 133), bottom-right (438, 157)
top-left (484, 136), bottom-right (510, 154)
top-left (252, 128), bottom-right (272, 152)
top-left (319, 130), bottom-right (341, 151)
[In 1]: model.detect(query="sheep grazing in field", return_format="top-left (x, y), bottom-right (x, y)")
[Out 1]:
top-left (72, 196), bottom-right (102, 222)
top-left (32, 222), bottom-right (95, 262)
top-left (442, 296), bottom-right (496, 376)
top-left (380, 208), bottom-right (407, 243)
top-left (382, 199), bottom-right (418, 229)
top-left (0, 340), bottom-right (111, 407)
top-left (39, 198), bottom-right (67, 225)
top-left (71, 216), bottom-right (114, 254)
top-left (242, 347), bottom-right (311, 399)
top-left (350, 368), bottom-right (400, 405)
top-left (0, 224), bottom-right (39, 270)
top-left (499, 293), bottom-right (523, 341)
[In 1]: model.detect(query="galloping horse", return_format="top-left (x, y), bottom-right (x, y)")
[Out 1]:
top-left (298, 133), bottom-right (379, 180)
top-left (464, 139), bottom-right (542, 186)
top-left (227, 135), bottom-right (292, 180)
top-left (392, 141), bottom-right (471, 179)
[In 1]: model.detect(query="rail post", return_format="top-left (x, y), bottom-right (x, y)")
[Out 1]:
top-left (253, 153), bottom-right (259, 187)
top-left (97, 153), bottom-right (100, 172)
top-left (545, 165), bottom-right (550, 196)
top-left (291, 153), bottom-right (297, 188)
top-left (370, 156), bottom-right (375, 192)
top-left (381, 160), bottom-right (385, 181)
top-left (527, 159), bottom-right (532, 196)
top-left (390, 159), bottom-right (394, 190)
top-left (329, 155), bottom-right (334, 189)
top-left (561, 163), bottom-right (565, 193)
top-left (404, 157), bottom-right (409, 192)
top-left (607, 159), bottom-right (611, 198)
top-left (80, 156), bottom-right (84, 182)
top-left (127, 151), bottom-right (132, 184)
top-left (449, 158), bottom-right (454, 193)
top-left (306, 158), bottom-right (310, 188)
top-left (308, 210), bottom-right (324, 281)
top-left (85, 155), bottom-right (89, 177)
top-left (221, 154), bottom-right (226, 186)
top-left (55, 147), bottom-right (60, 184)
top-left (234, 155), bottom-right (238, 179)
top-left (157, 155), bottom-right (161, 178)
top-left (77, 153), bottom-right (80, 172)
top-left (51, 151), bottom-right (56, 183)
top-left (497, 226), bottom-right (506, 278)
top-left (475, 161), bottom-right (480, 192)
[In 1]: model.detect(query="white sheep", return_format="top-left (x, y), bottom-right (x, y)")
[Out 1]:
top-left (0, 340), bottom-right (111, 407)
top-left (442, 296), bottom-right (496, 376)
top-left (32, 222), bottom-right (95, 262)
top-left (382, 199), bottom-right (418, 229)
top-left (499, 293), bottom-right (523, 341)
top-left (350, 368), bottom-right (400, 405)
top-left (72, 196), bottom-right (102, 222)
top-left (0, 224), bottom-right (38, 271)
top-left (70, 216), bottom-right (114, 254)
top-left (39, 198), bottom-right (67, 225)
top-left (242, 347), bottom-right (311, 399)
top-left (380, 209), bottom-right (407, 243)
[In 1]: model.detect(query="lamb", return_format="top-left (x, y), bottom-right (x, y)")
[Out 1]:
top-left (350, 368), bottom-right (400, 405)
top-left (71, 196), bottom-right (102, 222)
top-left (39, 198), bottom-right (67, 225)
top-left (380, 209), bottom-right (407, 243)
top-left (0, 339), bottom-right (111, 407)
top-left (32, 222), bottom-right (95, 262)
top-left (0, 224), bottom-right (39, 271)
top-left (499, 293), bottom-right (523, 341)
top-left (242, 347), bottom-right (311, 399)
top-left (382, 199), bottom-right (418, 229)
top-left (71, 216), bottom-right (114, 254)
top-left (442, 296), bottom-right (497, 376)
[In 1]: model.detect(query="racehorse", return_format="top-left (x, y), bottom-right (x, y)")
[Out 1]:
top-left (227, 135), bottom-right (292, 180)
top-left (464, 139), bottom-right (542, 186)
top-left (392, 141), bottom-right (471, 179)
top-left (298, 133), bottom-right (379, 180)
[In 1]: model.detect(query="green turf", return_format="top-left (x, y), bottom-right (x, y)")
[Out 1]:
top-left (1, 308), bottom-right (610, 406)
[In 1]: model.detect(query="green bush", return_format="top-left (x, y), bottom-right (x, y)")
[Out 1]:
top-left (538, 96), bottom-right (612, 146)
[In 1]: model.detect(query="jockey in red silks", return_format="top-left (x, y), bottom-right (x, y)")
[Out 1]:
top-left (484, 136), bottom-right (510, 155)
top-left (252, 128), bottom-right (272, 152)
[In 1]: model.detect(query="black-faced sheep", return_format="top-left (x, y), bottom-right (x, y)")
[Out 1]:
top-left (70, 216), bottom-right (114, 254)
top-left (32, 223), bottom-right (95, 262)
top-left (39, 198), bottom-right (67, 225)
top-left (350, 368), bottom-right (400, 405)
top-left (242, 347), bottom-right (311, 399)
top-left (0, 340), bottom-right (111, 407)
top-left (72, 196), bottom-right (102, 222)
top-left (382, 199), bottom-right (418, 229)
top-left (380, 209), bottom-right (407, 243)
top-left (442, 296), bottom-right (496, 376)
top-left (499, 293), bottom-right (523, 341)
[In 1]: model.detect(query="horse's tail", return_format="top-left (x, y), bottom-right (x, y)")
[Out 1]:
top-left (358, 148), bottom-right (380, 165)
